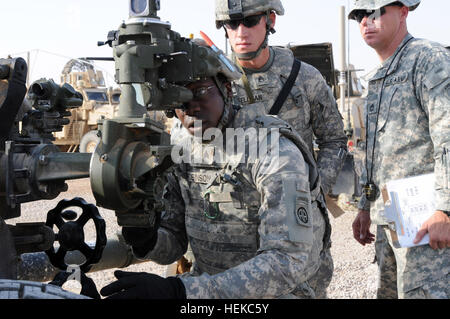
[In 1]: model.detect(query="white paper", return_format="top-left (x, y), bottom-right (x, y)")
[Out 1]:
top-left (382, 174), bottom-right (435, 248)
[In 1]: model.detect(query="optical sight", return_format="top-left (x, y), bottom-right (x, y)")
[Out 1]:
top-left (129, 0), bottom-right (160, 17)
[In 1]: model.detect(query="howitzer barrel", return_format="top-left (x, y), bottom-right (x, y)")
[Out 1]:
top-left (0, 144), bottom-right (91, 221)
top-left (17, 237), bottom-right (147, 282)
top-left (35, 152), bottom-right (91, 182)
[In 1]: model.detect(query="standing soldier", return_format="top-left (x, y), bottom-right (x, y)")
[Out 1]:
top-left (349, 0), bottom-right (450, 298)
top-left (214, 0), bottom-right (348, 195)
top-left (214, 0), bottom-right (348, 298)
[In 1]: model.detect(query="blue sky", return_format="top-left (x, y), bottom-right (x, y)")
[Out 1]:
top-left (1, 0), bottom-right (448, 86)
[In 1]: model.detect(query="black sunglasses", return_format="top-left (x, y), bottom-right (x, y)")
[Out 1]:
top-left (221, 13), bottom-right (265, 30)
top-left (353, 2), bottom-right (404, 23)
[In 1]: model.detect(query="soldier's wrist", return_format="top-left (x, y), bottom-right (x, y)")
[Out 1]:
top-left (357, 196), bottom-right (371, 211)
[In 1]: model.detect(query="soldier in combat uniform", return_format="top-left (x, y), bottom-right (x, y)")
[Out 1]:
top-left (214, 0), bottom-right (347, 298)
top-left (214, 0), bottom-right (348, 196)
top-left (100, 43), bottom-right (332, 299)
top-left (349, 0), bottom-right (450, 298)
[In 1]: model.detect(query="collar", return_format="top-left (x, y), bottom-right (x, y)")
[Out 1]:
top-left (241, 47), bottom-right (275, 74)
top-left (369, 33), bottom-right (415, 81)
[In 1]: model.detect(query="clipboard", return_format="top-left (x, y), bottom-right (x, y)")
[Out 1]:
top-left (381, 174), bottom-right (435, 248)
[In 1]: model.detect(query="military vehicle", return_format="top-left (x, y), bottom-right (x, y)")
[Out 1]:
top-left (52, 59), bottom-right (121, 153)
top-left (57, 58), bottom-right (172, 153)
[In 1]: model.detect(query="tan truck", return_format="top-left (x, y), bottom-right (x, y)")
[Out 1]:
top-left (54, 59), bottom-right (121, 153)
top-left (55, 59), bottom-right (172, 153)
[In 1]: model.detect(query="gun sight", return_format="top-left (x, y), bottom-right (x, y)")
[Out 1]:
top-left (28, 79), bottom-right (83, 112)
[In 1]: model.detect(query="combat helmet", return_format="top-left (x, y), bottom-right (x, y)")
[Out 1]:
top-left (349, 0), bottom-right (421, 20)
top-left (215, 0), bottom-right (284, 22)
top-left (167, 38), bottom-right (241, 127)
top-left (192, 38), bottom-right (241, 99)
top-left (215, 0), bottom-right (285, 60)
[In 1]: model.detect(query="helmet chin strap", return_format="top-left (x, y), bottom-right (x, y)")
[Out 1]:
top-left (212, 76), bottom-right (235, 131)
top-left (228, 12), bottom-right (275, 61)
top-left (233, 36), bottom-right (268, 61)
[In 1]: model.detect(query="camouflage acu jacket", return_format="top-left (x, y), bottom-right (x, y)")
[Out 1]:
top-left (358, 34), bottom-right (450, 224)
top-left (230, 46), bottom-right (348, 194)
top-left (145, 103), bottom-right (330, 298)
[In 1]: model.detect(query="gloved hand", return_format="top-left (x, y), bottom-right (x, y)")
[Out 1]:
top-left (122, 226), bottom-right (158, 257)
top-left (49, 270), bottom-right (100, 299)
top-left (121, 211), bottom-right (160, 257)
top-left (100, 270), bottom-right (186, 299)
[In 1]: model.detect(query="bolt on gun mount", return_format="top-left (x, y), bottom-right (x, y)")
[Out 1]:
top-left (92, 0), bottom-right (226, 228)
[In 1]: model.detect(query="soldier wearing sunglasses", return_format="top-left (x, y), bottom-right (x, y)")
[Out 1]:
top-left (214, 0), bottom-right (347, 299)
top-left (349, 0), bottom-right (450, 299)
top-left (215, 0), bottom-right (347, 197)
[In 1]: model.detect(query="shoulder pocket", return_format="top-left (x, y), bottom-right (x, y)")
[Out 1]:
top-left (423, 66), bottom-right (449, 91)
top-left (282, 178), bottom-right (313, 244)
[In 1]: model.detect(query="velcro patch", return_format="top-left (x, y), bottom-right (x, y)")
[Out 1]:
top-left (209, 192), bottom-right (233, 203)
top-left (253, 73), bottom-right (269, 87)
top-left (295, 198), bottom-right (312, 228)
top-left (384, 72), bottom-right (408, 86)
top-left (281, 176), bottom-right (313, 244)
top-left (187, 172), bottom-right (216, 184)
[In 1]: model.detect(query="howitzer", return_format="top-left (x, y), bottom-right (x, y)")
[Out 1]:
top-left (1, 0), bottom-right (230, 297)
top-left (0, 73), bottom-right (89, 221)
top-left (0, 58), bottom-right (101, 280)
top-left (92, 0), bottom-right (231, 228)
top-left (0, 59), bottom-right (142, 290)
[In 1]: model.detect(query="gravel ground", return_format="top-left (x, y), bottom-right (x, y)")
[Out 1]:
top-left (14, 178), bottom-right (378, 299)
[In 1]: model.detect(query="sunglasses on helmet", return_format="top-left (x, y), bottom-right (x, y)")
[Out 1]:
top-left (352, 2), bottom-right (404, 23)
top-left (220, 13), bottom-right (266, 30)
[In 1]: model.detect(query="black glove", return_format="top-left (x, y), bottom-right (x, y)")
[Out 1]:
top-left (49, 270), bottom-right (100, 299)
top-left (122, 226), bottom-right (158, 257)
top-left (121, 210), bottom-right (160, 257)
top-left (100, 270), bottom-right (186, 299)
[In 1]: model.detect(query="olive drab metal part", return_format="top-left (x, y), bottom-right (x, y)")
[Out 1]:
top-left (348, 0), bottom-right (421, 20)
top-left (0, 0), bottom-right (241, 297)
top-left (91, 0), bottom-right (240, 224)
top-left (215, 0), bottom-right (284, 21)
top-left (0, 57), bottom-right (102, 289)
